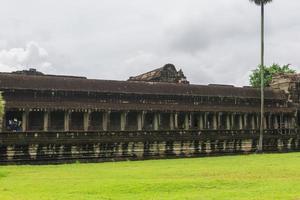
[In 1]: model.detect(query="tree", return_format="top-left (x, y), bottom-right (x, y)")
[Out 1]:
top-left (249, 0), bottom-right (273, 152)
top-left (250, 64), bottom-right (295, 87)
top-left (0, 92), bottom-right (5, 131)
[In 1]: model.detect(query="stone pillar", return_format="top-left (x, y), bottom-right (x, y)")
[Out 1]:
top-left (184, 113), bottom-right (189, 130)
top-left (174, 113), bottom-right (178, 129)
top-left (170, 113), bottom-right (175, 130)
top-left (102, 111), bottom-right (110, 131)
top-left (22, 110), bottom-right (28, 132)
top-left (274, 114), bottom-right (278, 129)
top-left (239, 114), bottom-right (243, 130)
top-left (213, 113), bottom-right (217, 130)
top-left (158, 113), bottom-right (161, 129)
top-left (154, 113), bottom-right (159, 130)
top-left (268, 113), bottom-right (272, 129)
top-left (279, 114), bottom-right (283, 129)
top-left (218, 113), bottom-right (222, 129)
top-left (120, 111), bottom-right (127, 131)
top-left (204, 113), bottom-right (208, 129)
top-left (226, 114), bottom-right (231, 130)
top-left (231, 114), bottom-right (235, 129)
top-left (64, 111), bottom-right (70, 131)
top-left (291, 115), bottom-right (296, 129)
top-left (243, 114), bottom-right (248, 129)
top-left (198, 113), bottom-right (204, 130)
top-left (137, 112), bottom-right (144, 131)
top-left (83, 111), bottom-right (90, 131)
top-left (190, 113), bottom-right (194, 129)
top-left (43, 111), bottom-right (49, 131)
top-left (251, 114), bottom-right (256, 129)
top-left (264, 115), bottom-right (267, 129)
top-left (285, 116), bottom-right (289, 129)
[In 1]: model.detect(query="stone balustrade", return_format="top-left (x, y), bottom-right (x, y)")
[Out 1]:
top-left (0, 129), bottom-right (299, 164)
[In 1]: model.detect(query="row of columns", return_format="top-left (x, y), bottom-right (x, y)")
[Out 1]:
top-left (14, 110), bottom-right (295, 132)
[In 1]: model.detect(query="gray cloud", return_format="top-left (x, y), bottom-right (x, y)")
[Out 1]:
top-left (0, 41), bottom-right (52, 72)
top-left (0, 0), bottom-right (299, 86)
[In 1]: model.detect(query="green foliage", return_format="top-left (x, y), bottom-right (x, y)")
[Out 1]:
top-left (249, 64), bottom-right (296, 88)
top-left (0, 92), bottom-right (4, 122)
top-left (1, 153), bottom-right (300, 200)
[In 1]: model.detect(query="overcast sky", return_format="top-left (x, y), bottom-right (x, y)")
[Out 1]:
top-left (0, 0), bottom-right (299, 86)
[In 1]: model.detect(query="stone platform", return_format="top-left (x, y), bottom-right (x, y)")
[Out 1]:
top-left (0, 129), bottom-right (299, 164)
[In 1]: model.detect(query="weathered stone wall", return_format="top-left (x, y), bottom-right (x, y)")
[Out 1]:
top-left (0, 130), bottom-right (299, 164)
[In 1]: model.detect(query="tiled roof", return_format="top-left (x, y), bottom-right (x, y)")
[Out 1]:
top-left (0, 72), bottom-right (286, 100)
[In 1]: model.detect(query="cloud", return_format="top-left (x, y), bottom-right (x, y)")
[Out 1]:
top-left (0, 0), bottom-right (299, 86)
top-left (0, 42), bottom-right (52, 72)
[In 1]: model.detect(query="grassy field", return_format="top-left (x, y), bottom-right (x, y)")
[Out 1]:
top-left (0, 153), bottom-right (300, 200)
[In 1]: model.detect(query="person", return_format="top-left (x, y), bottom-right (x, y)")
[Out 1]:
top-left (7, 118), bottom-right (21, 132)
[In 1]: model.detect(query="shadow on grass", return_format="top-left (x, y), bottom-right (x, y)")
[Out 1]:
top-left (0, 171), bottom-right (8, 179)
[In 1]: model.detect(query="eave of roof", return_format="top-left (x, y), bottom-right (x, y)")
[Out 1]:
top-left (5, 101), bottom-right (294, 113)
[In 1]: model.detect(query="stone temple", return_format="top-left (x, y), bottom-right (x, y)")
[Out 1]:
top-left (0, 64), bottom-right (299, 164)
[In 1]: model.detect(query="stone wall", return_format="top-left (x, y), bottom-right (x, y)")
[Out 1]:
top-left (0, 130), bottom-right (299, 164)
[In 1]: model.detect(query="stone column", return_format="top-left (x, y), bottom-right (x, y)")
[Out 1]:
top-left (264, 115), bottom-right (267, 129)
top-left (244, 114), bottom-right (248, 129)
top-left (251, 114), bottom-right (256, 129)
top-left (83, 111), bottom-right (90, 131)
top-left (218, 113), bottom-right (222, 129)
top-left (190, 113), bottom-right (194, 129)
top-left (226, 113), bottom-right (231, 130)
top-left (184, 113), bottom-right (189, 130)
top-left (204, 113), bottom-right (208, 129)
top-left (274, 114), bottom-right (278, 129)
top-left (213, 113), bottom-right (217, 130)
top-left (268, 113), bottom-right (272, 129)
top-left (153, 113), bottom-right (159, 130)
top-left (43, 111), bottom-right (49, 131)
top-left (174, 113), bottom-right (178, 129)
top-left (291, 115), bottom-right (296, 129)
top-left (279, 114), bottom-right (283, 129)
top-left (22, 110), bottom-right (28, 132)
top-left (170, 113), bottom-right (175, 130)
top-left (102, 111), bottom-right (110, 131)
top-left (198, 113), bottom-right (204, 130)
top-left (285, 116), bottom-right (289, 129)
top-left (64, 111), bottom-right (70, 131)
top-left (120, 111), bottom-right (127, 131)
top-left (137, 112), bottom-right (144, 131)
top-left (239, 114), bottom-right (243, 130)
top-left (158, 113), bottom-right (161, 129)
top-left (231, 113), bottom-right (235, 129)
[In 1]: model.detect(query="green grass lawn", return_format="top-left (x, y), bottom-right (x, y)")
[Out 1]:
top-left (1, 153), bottom-right (300, 200)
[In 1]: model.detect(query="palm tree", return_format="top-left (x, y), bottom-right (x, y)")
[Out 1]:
top-left (249, 0), bottom-right (273, 152)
